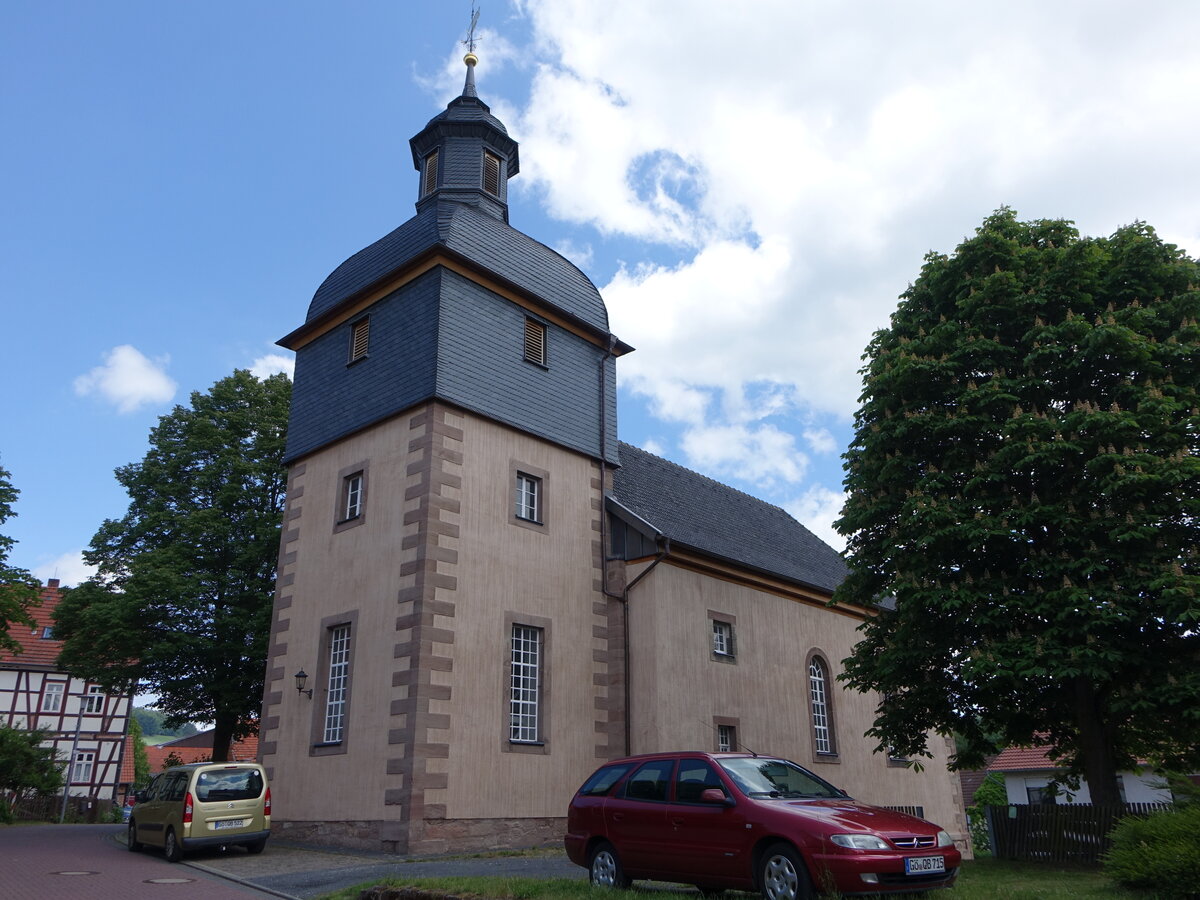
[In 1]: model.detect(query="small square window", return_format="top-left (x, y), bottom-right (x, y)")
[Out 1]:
top-left (342, 472), bottom-right (364, 521)
top-left (515, 472), bottom-right (541, 523)
top-left (81, 685), bottom-right (105, 714)
top-left (41, 626), bottom-right (54, 640)
top-left (349, 317), bottom-right (370, 363)
top-left (523, 318), bottom-right (547, 366)
top-left (712, 619), bottom-right (735, 658)
top-left (717, 723), bottom-right (737, 753)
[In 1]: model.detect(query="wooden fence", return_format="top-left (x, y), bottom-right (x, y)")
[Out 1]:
top-left (985, 802), bottom-right (1171, 863)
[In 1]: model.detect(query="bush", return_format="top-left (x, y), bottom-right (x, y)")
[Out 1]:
top-left (1103, 805), bottom-right (1200, 897)
top-left (966, 772), bottom-right (1007, 852)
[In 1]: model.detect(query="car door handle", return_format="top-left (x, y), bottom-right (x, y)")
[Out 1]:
top-left (671, 818), bottom-right (685, 827)
top-left (611, 812), bottom-right (624, 822)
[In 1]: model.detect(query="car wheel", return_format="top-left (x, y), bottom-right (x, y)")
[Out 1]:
top-left (244, 838), bottom-right (267, 854)
top-left (164, 827), bottom-right (183, 863)
top-left (589, 841), bottom-right (631, 889)
top-left (127, 820), bottom-right (142, 852)
top-left (759, 843), bottom-right (812, 900)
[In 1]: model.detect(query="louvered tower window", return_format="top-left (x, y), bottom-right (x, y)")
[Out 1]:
top-left (349, 317), bottom-right (370, 362)
top-left (422, 150), bottom-right (439, 196)
top-left (523, 317), bottom-right (546, 365)
top-left (483, 151), bottom-right (501, 195)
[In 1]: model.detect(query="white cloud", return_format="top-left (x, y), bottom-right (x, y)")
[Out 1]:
top-left (509, 0), bottom-right (1200, 535)
top-left (33, 550), bottom-right (96, 588)
top-left (785, 486), bottom-right (849, 554)
top-left (250, 353), bottom-right (294, 380)
top-left (680, 423), bottom-right (807, 489)
top-left (73, 345), bottom-right (177, 414)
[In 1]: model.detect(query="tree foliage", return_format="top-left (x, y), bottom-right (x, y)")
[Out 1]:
top-left (132, 706), bottom-right (197, 739)
top-left (0, 462), bottom-right (41, 655)
top-left (836, 210), bottom-right (1200, 805)
top-left (127, 715), bottom-right (151, 788)
top-left (0, 724), bottom-right (63, 819)
top-left (53, 370), bottom-right (291, 761)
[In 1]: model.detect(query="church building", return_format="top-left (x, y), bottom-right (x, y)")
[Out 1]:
top-left (258, 52), bottom-right (968, 855)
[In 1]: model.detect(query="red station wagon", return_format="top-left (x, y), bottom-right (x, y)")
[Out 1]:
top-left (565, 752), bottom-right (961, 898)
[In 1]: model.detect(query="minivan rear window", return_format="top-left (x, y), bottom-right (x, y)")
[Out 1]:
top-left (577, 763), bottom-right (633, 797)
top-left (195, 768), bottom-right (264, 802)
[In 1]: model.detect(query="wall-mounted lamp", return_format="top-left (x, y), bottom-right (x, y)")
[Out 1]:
top-left (294, 669), bottom-right (313, 699)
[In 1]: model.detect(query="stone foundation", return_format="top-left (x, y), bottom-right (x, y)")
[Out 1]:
top-left (274, 816), bottom-right (567, 855)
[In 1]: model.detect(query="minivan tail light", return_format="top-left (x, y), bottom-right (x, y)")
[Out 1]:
top-left (264, 786), bottom-right (271, 816)
top-left (183, 792), bottom-right (193, 824)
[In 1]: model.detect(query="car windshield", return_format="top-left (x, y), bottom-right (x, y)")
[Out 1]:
top-left (717, 757), bottom-right (847, 799)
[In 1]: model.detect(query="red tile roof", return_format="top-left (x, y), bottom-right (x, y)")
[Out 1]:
top-left (989, 745), bottom-right (1060, 771)
top-left (145, 730), bottom-right (260, 772)
top-left (0, 579), bottom-right (64, 669)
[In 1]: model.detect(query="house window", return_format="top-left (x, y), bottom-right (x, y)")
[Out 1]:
top-left (422, 149), bottom-right (439, 196)
top-left (71, 751), bottom-right (95, 784)
top-left (509, 624), bottom-right (542, 743)
top-left (712, 619), bottom-right (735, 659)
top-left (523, 317), bottom-right (547, 366)
top-left (348, 317), bottom-right (370, 363)
top-left (717, 723), bottom-right (737, 753)
top-left (483, 151), bottom-right (501, 195)
top-left (81, 685), bottom-right (105, 714)
top-left (342, 472), bottom-right (364, 521)
top-left (1027, 785), bottom-right (1053, 805)
top-left (322, 624), bottom-right (352, 744)
top-left (41, 626), bottom-right (54, 640)
top-left (809, 655), bottom-right (837, 756)
top-left (515, 472), bottom-right (541, 524)
top-left (42, 681), bottom-right (65, 713)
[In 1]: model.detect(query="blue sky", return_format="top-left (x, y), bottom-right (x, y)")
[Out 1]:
top-left (4, 1), bottom-right (1199, 584)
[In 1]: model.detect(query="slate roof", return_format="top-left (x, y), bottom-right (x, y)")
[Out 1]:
top-left (0, 579), bottom-right (64, 669)
top-left (612, 442), bottom-right (850, 596)
top-left (303, 201), bottom-right (609, 335)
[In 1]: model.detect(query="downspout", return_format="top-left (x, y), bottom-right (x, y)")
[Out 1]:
top-left (596, 334), bottom-right (668, 755)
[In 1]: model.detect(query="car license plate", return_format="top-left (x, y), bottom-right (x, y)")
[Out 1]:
top-left (905, 855), bottom-right (945, 875)
top-left (213, 818), bottom-right (247, 830)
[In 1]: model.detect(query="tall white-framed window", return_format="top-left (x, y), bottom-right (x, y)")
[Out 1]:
top-left (71, 751), bottom-right (95, 784)
top-left (509, 624), bottom-right (542, 743)
top-left (515, 472), bottom-right (541, 523)
top-left (712, 619), bottom-right (734, 657)
top-left (809, 657), bottom-right (833, 755)
top-left (343, 472), bottom-right (363, 520)
top-left (322, 624), bottom-right (352, 744)
top-left (717, 723), bottom-right (736, 753)
top-left (81, 684), bottom-right (105, 714)
top-left (42, 681), bottom-right (65, 712)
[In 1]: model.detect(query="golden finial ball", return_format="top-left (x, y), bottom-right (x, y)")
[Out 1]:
top-left (464, 52), bottom-right (479, 67)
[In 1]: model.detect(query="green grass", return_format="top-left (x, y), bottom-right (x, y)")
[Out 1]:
top-left (313, 857), bottom-right (1145, 900)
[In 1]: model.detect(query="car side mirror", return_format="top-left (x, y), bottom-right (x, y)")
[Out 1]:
top-left (134, 790), bottom-right (147, 803)
top-left (700, 788), bottom-right (734, 806)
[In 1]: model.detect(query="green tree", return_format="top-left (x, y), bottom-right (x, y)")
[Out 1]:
top-left (53, 370), bottom-right (291, 761)
top-left (127, 715), bottom-right (151, 788)
top-left (0, 724), bottom-right (63, 820)
top-left (0, 462), bottom-right (41, 655)
top-left (836, 210), bottom-right (1200, 806)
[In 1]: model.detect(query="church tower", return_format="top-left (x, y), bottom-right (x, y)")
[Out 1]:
top-left (260, 52), bottom-right (632, 853)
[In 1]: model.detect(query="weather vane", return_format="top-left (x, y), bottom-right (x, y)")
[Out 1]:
top-left (463, 4), bottom-right (481, 54)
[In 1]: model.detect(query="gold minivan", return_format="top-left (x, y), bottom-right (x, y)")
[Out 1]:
top-left (128, 762), bottom-right (271, 862)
